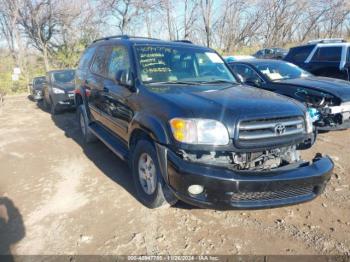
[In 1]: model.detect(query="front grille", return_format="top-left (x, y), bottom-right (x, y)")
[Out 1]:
top-left (237, 116), bottom-right (305, 148)
top-left (231, 185), bottom-right (314, 202)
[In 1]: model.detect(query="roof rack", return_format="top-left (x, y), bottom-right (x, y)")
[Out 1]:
top-left (173, 40), bottom-right (193, 44)
top-left (92, 35), bottom-right (160, 43)
top-left (307, 38), bottom-right (346, 44)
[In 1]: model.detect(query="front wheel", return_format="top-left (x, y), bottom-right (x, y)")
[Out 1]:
top-left (43, 94), bottom-right (50, 110)
top-left (50, 100), bottom-right (58, 115)
top-left (131, 140), bottom-right (177, 208)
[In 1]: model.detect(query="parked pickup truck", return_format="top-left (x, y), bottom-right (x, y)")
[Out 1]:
top-left (74, 35), bottom-right (333, 209)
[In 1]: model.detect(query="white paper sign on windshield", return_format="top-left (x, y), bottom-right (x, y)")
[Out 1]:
top-left (205, 52), bottom-right (224, 63)
top-left (266, 72), bottom-right (283, 80)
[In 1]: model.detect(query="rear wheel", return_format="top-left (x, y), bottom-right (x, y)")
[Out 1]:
top-left (77, 104), bottom-right (97, 144)
top-left (131, 139), bottom-right (177, 208)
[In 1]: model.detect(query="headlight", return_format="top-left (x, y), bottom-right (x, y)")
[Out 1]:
top-left (169, 118), bottom-right (230, 145)
top-left (52, 87), bottom-right (65, 94)
top-left (305, 112), bottom-right (314, 134)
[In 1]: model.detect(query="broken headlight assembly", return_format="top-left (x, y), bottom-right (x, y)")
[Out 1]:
top-left (305, 111), bottom-right (314, 134)
top-left (52, 87), bottom-right (65, 94)
top-left (170, 118), bottom-right (230, 145)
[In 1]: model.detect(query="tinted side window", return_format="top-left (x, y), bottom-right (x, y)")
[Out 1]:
top-left (91, 47), bottom-right (110, 77)
top-left (107, 45), bottom-right (130, 79)
top-left (312, 47), bottom-right (342, 62)
top-left (286, 45), bottom-right (314, 62)
top-left (78, 47), bottom-right (96, 70)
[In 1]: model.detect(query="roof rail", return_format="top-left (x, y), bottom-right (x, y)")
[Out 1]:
top-left (173, 40), bottom-right (193, 44)
top-left (92, 35), bottom-right (160, 43)
top-left (93, 35), bottom-right (129, 43)
top-left (307, 38), bottom-right (346, 44)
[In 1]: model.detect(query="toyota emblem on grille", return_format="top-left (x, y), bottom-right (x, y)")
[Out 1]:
top-left (275, 124), bottom-right (286, 135)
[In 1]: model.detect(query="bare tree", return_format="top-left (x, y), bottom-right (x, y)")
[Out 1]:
top-left (199, 0), bottom-right (214, 47)
top-left (161, 0), bottom-right (177, 40)
top-left (0, 0), bottom-right (19, 61)
top-left (17, 0), bottom-right (60, 70)
top-left (182, 0), bottom-right (198, 39)
top-left (0, 0), bottom-right (30, 82)
top-left (100, 0), bottom-right (160, 35)
top-left (215, 0), bottom-right (263, 53)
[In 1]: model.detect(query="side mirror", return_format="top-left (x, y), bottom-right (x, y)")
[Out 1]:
top-left (236, 74), bottom-right (244, 83)
top-left (246, 78), bottom-right (262, 87)
top-left (115, 69), bottom-right (135, 90)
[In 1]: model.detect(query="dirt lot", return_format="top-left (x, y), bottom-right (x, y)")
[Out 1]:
top-left (0, 94), bottom-right (350, 255)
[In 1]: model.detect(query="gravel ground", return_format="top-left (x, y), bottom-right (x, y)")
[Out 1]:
top-left (0, 95), bottom-right (349, 255)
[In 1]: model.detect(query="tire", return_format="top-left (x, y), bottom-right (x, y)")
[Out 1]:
top-left (43, 95), bottom-right (50, 110)
top-left (131, 139), bottom-right (177, 208)
top-left (50, 100), bottom-right (58, 115)
top-left (77, 104), bottom-right (97, 144)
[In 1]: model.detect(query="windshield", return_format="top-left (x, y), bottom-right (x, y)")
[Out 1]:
top-left (34, 77), bottom-right (45, 85)
top-left (53, 70), bottom-right (75, 83)
top-left (134, 45), bottom-right (237, 85)
top-left (255, 62), bottom-right (311, 81)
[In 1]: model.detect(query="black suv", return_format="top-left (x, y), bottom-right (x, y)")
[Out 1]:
top-left (75, 35), bottom-right (333, 209)
top-left (284, 39), bottom-right (350, 81)
top-left (43, 69), bottom-right (76, 115)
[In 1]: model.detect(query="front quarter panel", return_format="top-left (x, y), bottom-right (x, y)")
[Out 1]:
top-left (128, 112), bottom-right (170, 147)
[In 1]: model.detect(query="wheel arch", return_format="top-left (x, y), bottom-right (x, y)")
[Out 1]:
top-left (75, 87), bottom-right (93, 120)
top-left (128, 113), bottom-right (170, 150)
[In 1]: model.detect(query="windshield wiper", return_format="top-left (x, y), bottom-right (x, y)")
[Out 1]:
top-left (148, 81), bottom-right (199, 85)
top-left (197, 80), bottom-right (237, 84)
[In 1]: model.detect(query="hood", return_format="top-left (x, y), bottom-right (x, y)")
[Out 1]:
top-left (277, 77), bottom-right (350, 102)
top-left (53, 82), bottom-right (75, 92)
top-left (149, 84), bottom-right (305, 121)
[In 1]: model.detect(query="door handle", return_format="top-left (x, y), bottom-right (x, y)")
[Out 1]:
top-left (103, 87), bottom-right (109, 93)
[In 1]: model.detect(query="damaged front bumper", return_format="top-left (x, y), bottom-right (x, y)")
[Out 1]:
top-left (157, 145), bottom-right (334, 209)
top-left (32, 90), bottom-right (43, 101)
top-left (315, 102), bottom-right (350, 131)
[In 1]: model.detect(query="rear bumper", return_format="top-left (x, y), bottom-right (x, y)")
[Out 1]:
top-left (162, 147), bottom-right (333, 209)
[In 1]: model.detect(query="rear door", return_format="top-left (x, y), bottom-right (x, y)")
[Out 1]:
top-left (305, 46), bottom-right (347, 80)
top-left (99, 44), bottom-right (134, 142)
top-left (87, 46), bottom-right (111, 123)
top-left (75, 46), bottom-right (96, 100)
